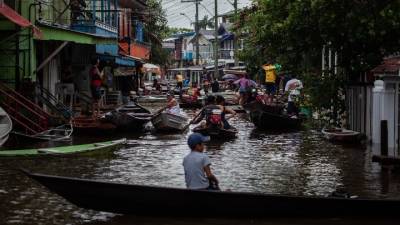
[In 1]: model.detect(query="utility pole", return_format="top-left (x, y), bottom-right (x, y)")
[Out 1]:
top-left (233, 0), bottom-right (238, 66)
top-left (195, 0), bottom-right (200, 65)
top-left (214, 0), bottom-right (218, 78)
top-left (182, 0), bottom-right (201, 65)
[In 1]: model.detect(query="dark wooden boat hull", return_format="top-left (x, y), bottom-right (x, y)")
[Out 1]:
top-left (250, 111), bottom-right (302, 130)
top-left (244, 101), bottom-right (284, 114)
top-left (24, 171), bottom-right (400, 217)
top-left (105, 104), bottom-right (152, 131)
top-left (193, 126), bottom-right (237, 138)
top-left (322, 129), bottom-right (362, 143)
top-left (106, 113), bottom-right (150, 130)
top-left (179, 102), bottom-right (203, 109)
top-left (244, 101), bottom-right (301, 130)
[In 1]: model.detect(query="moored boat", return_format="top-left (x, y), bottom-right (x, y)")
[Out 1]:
top-left (0, 138), bottom-right (126, 157)
top-left (193, 125), bottom-right (237, 139)
top-left (151, 112), bottom-right (189, 132)
top-left (249, 110), bottom-right (302, 130)
top-left (72, 115), bottom-right (116, 134)
top-left (322, 128), bottom-right (361, 143)
top-left (0, 106), bottom-right (12, 147)
top-left (104, 103), bottom-right (152, 130)
top-left (245, 101), bottom-right (302, 130)
top-left (11, 124), bottom-right (73, 143)
top-left (24, 171), bottom-right (400, 217)
top-left (179, 96), bottom-right (203, 109)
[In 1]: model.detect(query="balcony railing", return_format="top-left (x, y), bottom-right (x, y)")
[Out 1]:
top-left (35, 2), bottom-right (118, 35)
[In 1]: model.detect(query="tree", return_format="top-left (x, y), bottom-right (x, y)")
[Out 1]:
top-left (198, 15), bottom-right (214, 30)
top-left (145, 0), bottom-right (169, 66)
top-left (165, 27), bottom-right (193, 37)
top-left (236, 0), bottom-right (400, 124)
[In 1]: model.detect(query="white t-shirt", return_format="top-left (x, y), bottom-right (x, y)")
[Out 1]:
top-left (285, 79), bottom-right (303, 102)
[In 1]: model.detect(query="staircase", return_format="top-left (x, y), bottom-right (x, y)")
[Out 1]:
top-left (0, 82), bottom-right (50, 134)
top-left (35, 84), bottom-right (72, 120)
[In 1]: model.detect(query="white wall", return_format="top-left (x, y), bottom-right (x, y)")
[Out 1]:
top-left (371, 79), bottom-right (399, 156)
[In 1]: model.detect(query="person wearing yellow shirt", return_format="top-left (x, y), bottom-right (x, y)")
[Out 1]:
top-left (262, 64), bottom-right (277, 95)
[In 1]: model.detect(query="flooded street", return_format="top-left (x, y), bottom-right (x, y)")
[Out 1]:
top-left (1, 112), bottom-right (400, 225)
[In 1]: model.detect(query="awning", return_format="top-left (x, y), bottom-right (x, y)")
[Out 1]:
top-left (143, 63), bottom-right (160, 75)
top-left (37, 23), bottom-right (117, 45)
top-left (97, 54), bottom-right (136, 67)
top-left (0, 2), bottom-right (42, 38)
top-left (116, 56), bottom-right (135, 67)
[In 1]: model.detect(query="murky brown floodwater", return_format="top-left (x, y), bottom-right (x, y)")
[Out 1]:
top-left (1, 110), bottom-right (400, 225)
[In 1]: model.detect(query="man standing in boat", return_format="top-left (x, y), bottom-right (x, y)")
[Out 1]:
top-left (183, 133), bottom-right (219, 190)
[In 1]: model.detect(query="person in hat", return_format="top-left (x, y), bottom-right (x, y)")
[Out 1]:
top-left (183, 133), bottom-right (219, 190)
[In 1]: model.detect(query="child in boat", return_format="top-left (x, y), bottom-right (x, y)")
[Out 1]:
top-left (166, 93), bottom-right (181, 116)
top-left (183, 133), bottom-right (219, 190)
top-left (215, 95), bottom-right (236, 129)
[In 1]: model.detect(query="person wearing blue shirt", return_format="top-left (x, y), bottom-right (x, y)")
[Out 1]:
top-left (183, 133), bottom-right (219, 190)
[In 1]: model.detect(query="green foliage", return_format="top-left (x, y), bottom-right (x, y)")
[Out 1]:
top-left (165, 27), bottom-right (193, 37)
top-left (198, 15), bottom-right (214, 29)
top-left (146, 0), bottom-right (169, 65)
top-left (236, 0), bottom-right (400, 124)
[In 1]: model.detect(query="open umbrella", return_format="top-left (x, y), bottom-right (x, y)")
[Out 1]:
top-left (222, 74), bottom-right (238, 80)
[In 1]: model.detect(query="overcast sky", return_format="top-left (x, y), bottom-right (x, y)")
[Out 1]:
top-left (162, 0), bottom-right (252, 28)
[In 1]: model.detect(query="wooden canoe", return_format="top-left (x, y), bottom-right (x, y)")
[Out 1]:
top-left (72, 115), bottom-right (116, 134)
top-left (192, 126), bottom-right (237, 139)
top-left (322, 128), bottom-right (361, 143)
top-left (0, 138), bottom-right (126, 157)
top-left (179, 97), bottom-right (203, 109)
top-left (0, 106), bottom-right (12, 147)
top-left (249, 110), bottom-right (302, 130)
top-left (104, 103), bottom-right (152, 130)
top-left (11, 124), bottom-right (73, 143)
top-left (151, 112), bottom-right (189, 132)
top-left (24, 171), bottom-right (400, 217)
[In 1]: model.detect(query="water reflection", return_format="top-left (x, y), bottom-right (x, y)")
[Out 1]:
top-left (0, 111), bottom-right (400, 224)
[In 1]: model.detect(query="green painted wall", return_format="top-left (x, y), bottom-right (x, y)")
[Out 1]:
top-left (0, 0), bottom-right (36, 87)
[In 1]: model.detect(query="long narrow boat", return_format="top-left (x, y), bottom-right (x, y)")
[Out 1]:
top-left (104, 103), bottom-right (152, 130)
top-left (0, 138), bottom-right (126, 157)
top-left (179, 96), bottom-right (203, 109)
top-left (151, 112), bottom-right (189, 132)
top-left (72, 115), bottom-right (116, 134)
top-left (249, 111), bottom-right (303, 130)
top-left (193, 126), bottom-right (237, 139)
top-left (24, 171), bottom-right (400, 217)
top-left (11, 124), bottom-right (73, 143)
top-left (0, 106), bottom-right (12, 147)
top-left (245, 101), bottom-right (302, 130)
top-left (322, 128), bottom-right (361, 143)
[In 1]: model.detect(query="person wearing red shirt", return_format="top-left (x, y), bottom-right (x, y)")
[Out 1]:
top-left (89, 58), bottom-right (102, 116)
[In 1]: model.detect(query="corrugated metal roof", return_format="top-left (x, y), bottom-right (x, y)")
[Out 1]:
top-left (371, 56), bottom-right (400, 76)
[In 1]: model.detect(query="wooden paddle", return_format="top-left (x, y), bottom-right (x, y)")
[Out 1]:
top-left (150, 105), bottom-right (168, 119)
top-left (182, 109), bottom-right (203, 131)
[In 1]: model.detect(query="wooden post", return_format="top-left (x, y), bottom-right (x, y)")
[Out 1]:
top-left (381, 120), bottom-right (388, 156)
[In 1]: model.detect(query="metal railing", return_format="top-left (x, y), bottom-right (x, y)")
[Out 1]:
top-left (0, 82), bottom-right (50, 134)
top-left (36, 2), bottom-right (118, 33)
